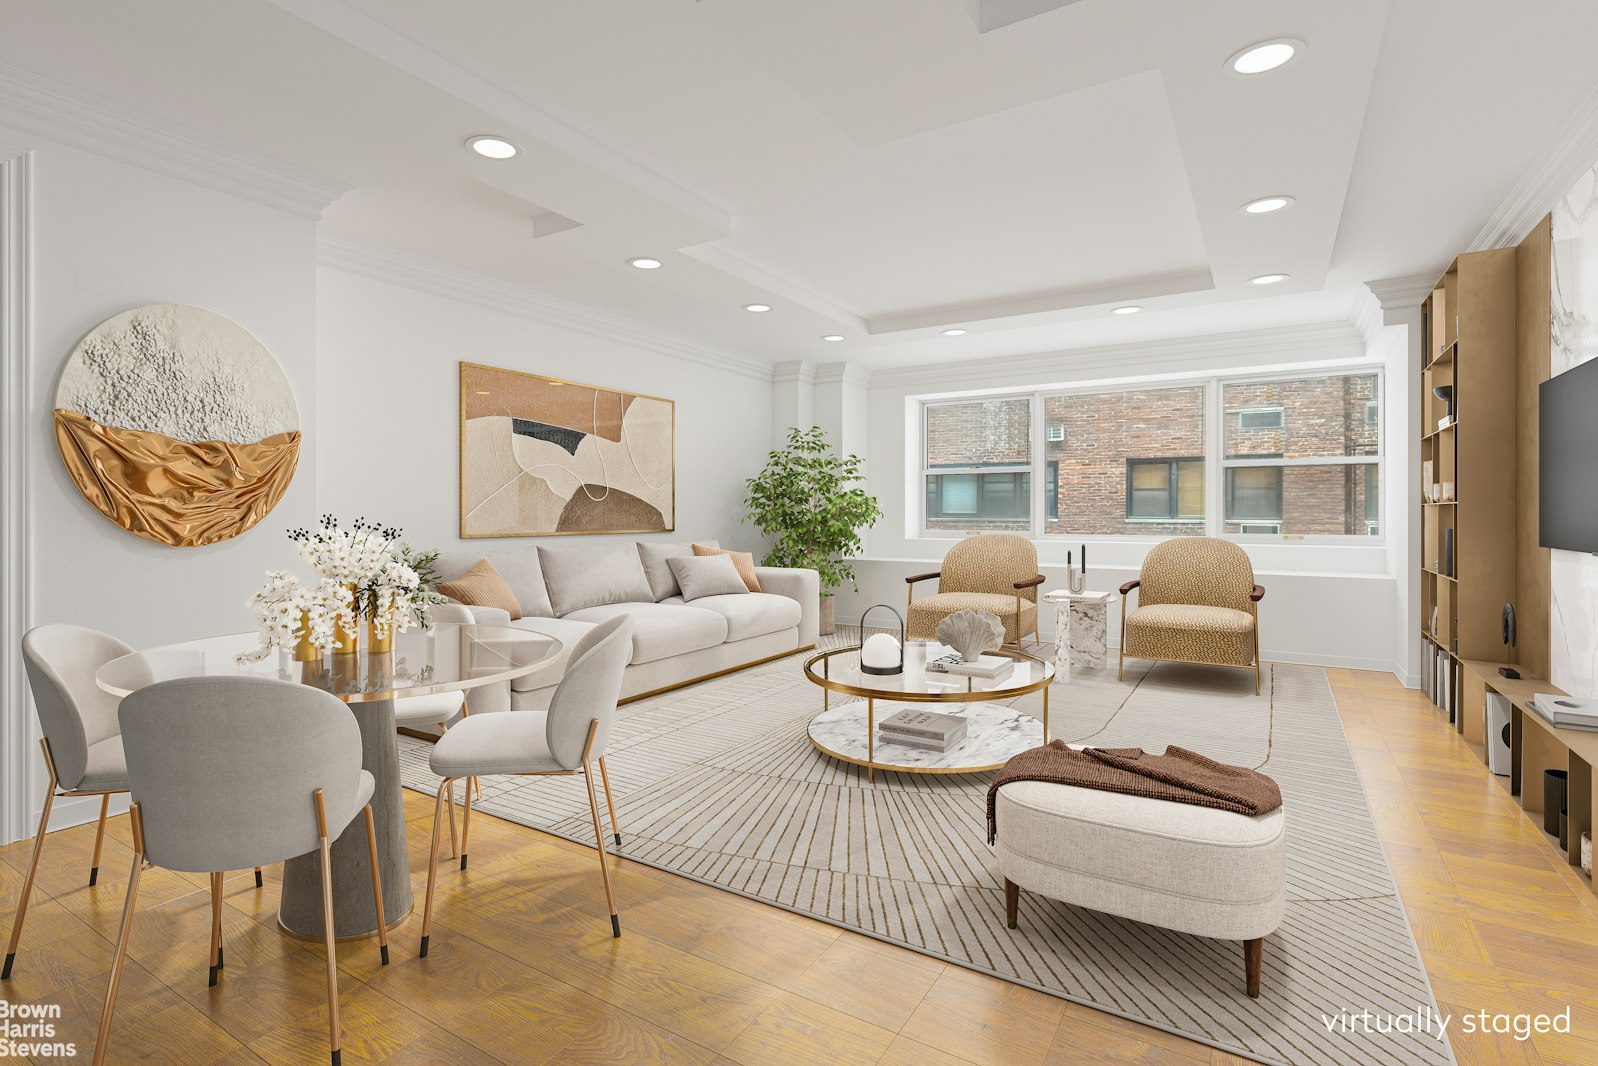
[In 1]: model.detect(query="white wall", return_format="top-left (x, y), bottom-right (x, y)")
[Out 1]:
top-left (3, 126), bottom-right (321, 835)
top-left (823, 323), bottom-right (1414, 676)
top-left (314, 260), bottom-right (773, 556)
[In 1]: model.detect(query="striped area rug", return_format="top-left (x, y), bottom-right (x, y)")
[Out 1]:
top-left (398, 638), bottom-right (1451, 1066)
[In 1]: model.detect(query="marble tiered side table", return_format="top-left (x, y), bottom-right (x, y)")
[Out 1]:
top-left (1044, 589), bottom-right (1114, 682)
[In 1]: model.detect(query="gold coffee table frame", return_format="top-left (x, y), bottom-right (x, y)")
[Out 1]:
top-left (803, 643), bottom-right (1054, 780)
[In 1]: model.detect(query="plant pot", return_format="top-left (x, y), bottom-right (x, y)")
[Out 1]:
top-left (1544, 769), bottom-right (1568, 837)
top-left (819, 594), bottom-right (836, 637)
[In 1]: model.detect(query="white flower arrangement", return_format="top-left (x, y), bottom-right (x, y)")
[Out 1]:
top-left (246, 517), bottom-right (447, 653)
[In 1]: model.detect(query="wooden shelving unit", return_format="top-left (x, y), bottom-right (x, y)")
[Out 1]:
top-left (1418, 248), bottom-right (1517, 726)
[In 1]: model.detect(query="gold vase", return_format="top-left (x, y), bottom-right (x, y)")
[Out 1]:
top-left (292, 609), bottom-right (320, 662)
top-left (334, 583), bottom-right (360, 656)
top-left (366, 619), bottom-right (393, 655)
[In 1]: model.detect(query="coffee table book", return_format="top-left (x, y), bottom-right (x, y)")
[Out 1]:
top-left (878, 708), bottom-right (967, 742)
top-left (879, 731), bottom-right (964, 752)
top-left (926, 653), bottom-right (1015, 680)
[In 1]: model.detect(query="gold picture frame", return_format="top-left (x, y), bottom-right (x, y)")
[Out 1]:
top-left (458, 361), bottom-right (675, 538)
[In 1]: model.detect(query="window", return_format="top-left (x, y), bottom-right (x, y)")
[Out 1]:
top-left (1235, 406), bottom-right (1284, 431)
top-left (919, 368), bottom-right (1382, 540)
top-left (1126, 458), bottom-right (1205, 520)
top-left (923, 398), bottom-right (1032, 532)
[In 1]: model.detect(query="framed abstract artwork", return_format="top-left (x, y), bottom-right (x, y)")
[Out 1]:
top-left (459, 362), bottom-right (675, 537)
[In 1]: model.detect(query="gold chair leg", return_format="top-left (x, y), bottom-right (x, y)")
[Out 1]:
top-left (89, 793), bottom-right (110, 887)
top-left (418, 778), bottom-right (453, 959)
top-left (92, 805), bottom-right (145, 1066)
top-left (362, 805), bottom-right (389, 966)
top-left (598, 757), bottom-right (621, 847)
top-left (3, 744), bottom-right (57, 980)
top-left (312, 790), bottom-right (341, 1066)
top-left (1254, 627), bottom-right (1261, 696)
top-left (583, 762), bottom-right (620, 939)
top-left (459, 775), bottom-right (473, 872)
top-left (208, 872), bottom-right (223, 987)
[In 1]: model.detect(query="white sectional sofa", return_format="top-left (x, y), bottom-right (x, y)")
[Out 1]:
top-left (432, 540), bottom-right (819, 713)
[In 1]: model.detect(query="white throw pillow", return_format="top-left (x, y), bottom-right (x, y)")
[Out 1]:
top-left (538, 543), bottom-right (654, 616)
top-left (667, 554), bottom-right (749, 601)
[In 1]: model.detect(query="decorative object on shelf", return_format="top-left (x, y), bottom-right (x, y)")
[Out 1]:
top-left (744, 426), bottom-right (882, 636)
top-left (858, 604), bottom-right (905, 675)
top-left (1068, 544), bottom-right (1087, 594)
top-left (459, 361), bottom-right (674, 537)
top-left (53, 303), bottom-right (300, 547)
top-left (1544, 769), bottom-right (1568, 837)
top-left (1422, 460), bottom-right (1434, 500)
top-left (935, 609), bottom-right (1005, 663)
top-left (1432, 384), bottom-right (1455, 422)
top-left (1560, 807), bottom-right (1570, 851)
top-left (1503, 602), bottom-right (1517, 649)
top-left (1429, 606), bottom-right (1439, 636)
top-left (244, 517), bottom-right (445, 661)
top-left (1441, 481), bottom-right (1455, 501)
top-left (1582, 831), bottom-right (1592, 877)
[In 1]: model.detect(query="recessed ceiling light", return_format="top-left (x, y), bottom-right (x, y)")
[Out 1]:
top-left (1250, 273), bottom-right (1290, 285)
top-left (628, 257), bottom-right (663, 270)
top-left (1112, 306), bottom-right (1143, 315)
top-left (1228, 39), bottom-right (1300, 75)
top-left (941, 328), bottom-right (968, 336)
top-left (1241, 196), bottom-right (1295, 215)
top-left (466, 135), bottom-right (520, 159)
top-left (743, 303), bottom-right (772, 313)
top-left (821, 334), bottom-right (845, 342)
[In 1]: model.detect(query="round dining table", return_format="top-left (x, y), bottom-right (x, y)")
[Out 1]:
top-left (96, 623), bottom-right (560, 940)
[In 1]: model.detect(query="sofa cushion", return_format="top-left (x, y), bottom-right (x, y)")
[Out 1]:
top-left (437, 559), bottom-right (523, 621)
top-left (692, 544), bottom-right (761, 592)
top-left (668, 554), bottom-right (749, 601)
top-left (504, 616), bottom-right (599, 691)
top-left (539, 543), bottom-right (653, 616)
top-left (637, 540), bottom-right (718, 601)
top-left (563, 602), bottom-right (727, 665)
top-left (678, 592), bottom-right (801, 642)
top-left (434, 548), bottom-right (553, 618)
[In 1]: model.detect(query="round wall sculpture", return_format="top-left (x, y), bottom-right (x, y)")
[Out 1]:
top-left (53, 303), bottom-right (300, 547)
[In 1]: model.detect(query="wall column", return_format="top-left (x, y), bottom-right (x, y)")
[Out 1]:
top-left (771, 359), bottom-right (816, 448)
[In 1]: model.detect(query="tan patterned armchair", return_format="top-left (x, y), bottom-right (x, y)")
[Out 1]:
top-left (1119, 537), bottom-right (1265, 692)
top-left (905, 534), bottom-right (1045, 647)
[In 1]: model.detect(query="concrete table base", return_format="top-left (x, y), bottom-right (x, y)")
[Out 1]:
top-left (278, 698), bottom-right (413, 939)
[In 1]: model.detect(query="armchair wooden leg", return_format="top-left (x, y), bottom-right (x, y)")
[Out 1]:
top-left (1004, 878), bottom-right (1020, 930)
top-left (89, 793), bottom-right (110, 887)
top-left (3, 746), bottom-right (58, 980)
top-left (419, 778), bottom-right (454, 959)
top-left (92, 814), bottom-right (145, 1066)
top-left (1244, 937), bottom-right (1263, 998)
top-left (312, 790), bottom-right (342, 1066)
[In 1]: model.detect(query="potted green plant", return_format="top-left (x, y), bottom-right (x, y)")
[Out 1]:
top-left (744, 426), bottom-right (882, 635)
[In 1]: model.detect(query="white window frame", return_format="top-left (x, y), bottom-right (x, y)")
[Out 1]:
top-left (916, 365), bottom-right (1384, 545)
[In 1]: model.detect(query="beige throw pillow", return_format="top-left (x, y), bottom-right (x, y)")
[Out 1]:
top-left (436, 558), bottom-right (522, 621)
top-left (692, 543), bottom-right (761, 592)
top-left (668, 554), bottom-right (749, 601)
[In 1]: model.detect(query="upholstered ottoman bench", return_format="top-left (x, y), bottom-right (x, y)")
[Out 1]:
top-left (993, 780), bottom-right (1286, 996)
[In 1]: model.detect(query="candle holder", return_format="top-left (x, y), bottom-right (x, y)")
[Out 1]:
top-left (858, 604), bottom-right (905, 675)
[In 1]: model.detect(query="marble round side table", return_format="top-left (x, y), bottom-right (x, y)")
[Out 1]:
top-left (97, 624), bottom-right (559, 940)
top-left (1043, 589), bottom-right (1114, 682)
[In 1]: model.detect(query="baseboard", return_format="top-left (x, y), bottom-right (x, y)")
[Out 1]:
top-left (620, 644), bottom-right (815, 705)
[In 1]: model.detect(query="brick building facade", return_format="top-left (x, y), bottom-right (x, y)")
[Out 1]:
top-left (923, 373), bottom-right (1379, 536)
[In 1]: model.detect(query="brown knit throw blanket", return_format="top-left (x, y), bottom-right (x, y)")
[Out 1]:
top-left (986, 741), bottom-right (1282, 844)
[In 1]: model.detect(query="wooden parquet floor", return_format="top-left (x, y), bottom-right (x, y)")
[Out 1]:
top-left (1, 668), bottom-right (1595, 1065)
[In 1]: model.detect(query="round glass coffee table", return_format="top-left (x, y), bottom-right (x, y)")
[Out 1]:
top-left (803, 642), bottom-right (1054, 780)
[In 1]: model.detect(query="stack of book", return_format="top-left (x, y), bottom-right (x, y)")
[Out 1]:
top-left (878, 708), bottom-right (968, 752)
top-left (926, 653), bottom-right (1014, 682)
top-left (1531, 695), bottom-right (1598, 732)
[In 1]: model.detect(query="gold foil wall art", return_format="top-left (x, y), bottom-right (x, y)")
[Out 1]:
top-left (53, 304), bottom-right (300, 547)
top-left (460, 361), bottom-right (674, 537)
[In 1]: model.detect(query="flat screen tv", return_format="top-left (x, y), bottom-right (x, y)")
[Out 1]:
top-left (1541, 356), bottom-right (1598, 551)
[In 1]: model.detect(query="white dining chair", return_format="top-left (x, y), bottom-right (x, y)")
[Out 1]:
top-left (93, 676), bottom-right (388, 1066)
top-left (419, 616), bottom-right (631, 955)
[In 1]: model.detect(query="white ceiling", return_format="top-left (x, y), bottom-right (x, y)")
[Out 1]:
top-left (4, 0), bottom-right (1598, 369)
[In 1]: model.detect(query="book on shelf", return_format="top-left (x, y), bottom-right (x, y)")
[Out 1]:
top-left (878, 708), bottom-right (967, 742)
top-left (878, 730), bottom-right (963, 752)
top-left (926, 653), bottom-right (1014, 680)
top-left (1530, 695), bottom-right (1598, 731)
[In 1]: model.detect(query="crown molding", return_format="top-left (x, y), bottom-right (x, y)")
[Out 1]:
top-left (771, 359), bottom-right (818, 385)
top-left (0, 62), bottom-right (349, 220)
top-left (316, 229), bottom-right (774, 381)
top-left (869, 321), bottom-right (1366, 390)
top-left (1366, 273), bottom-right (1439, 311)
top-left (1469, 74), bottom-right (1598, 251)
top-left (814, 361), bottom-right (872, 389)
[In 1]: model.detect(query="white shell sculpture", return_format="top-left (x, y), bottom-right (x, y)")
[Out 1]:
top-left (936, 610), bottom-right (1005, 662)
